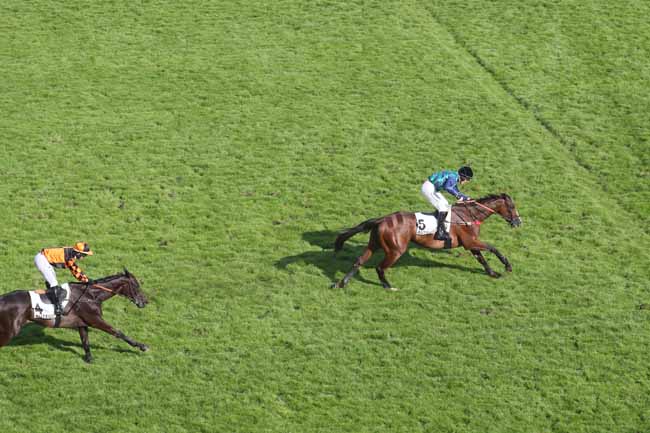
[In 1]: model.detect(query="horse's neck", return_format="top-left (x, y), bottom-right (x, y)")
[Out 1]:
top-left (453, 201), bottom-right (496, 222)
top-left (97, 276), bottom-right (124, 286)
top-left (74, 276), bottom-right (126, 301)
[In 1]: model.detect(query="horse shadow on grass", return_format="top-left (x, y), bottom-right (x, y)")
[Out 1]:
top-left (275, 230), bottom-right (483, 287)
top-left (9, 323), bottom-right (136, 357)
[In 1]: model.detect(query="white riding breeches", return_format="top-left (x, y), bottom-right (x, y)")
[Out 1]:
top-left (421, 180), bottom-right (451, 212)
top-left (34, 252), bottom-right (58, 287)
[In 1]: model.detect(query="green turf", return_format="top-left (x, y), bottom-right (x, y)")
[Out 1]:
top-left (428, 0), bottom-right (650, 225)
top-left (0, 1), bottom-right (648, 432)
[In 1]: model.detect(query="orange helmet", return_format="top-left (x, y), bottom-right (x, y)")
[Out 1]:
top-left (73, 242), bottom-right (94, 255)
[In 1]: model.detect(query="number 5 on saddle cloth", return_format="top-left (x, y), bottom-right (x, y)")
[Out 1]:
top-left (414, 211), bottom-right (451, 236)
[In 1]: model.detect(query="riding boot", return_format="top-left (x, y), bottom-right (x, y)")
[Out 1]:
top-left (47, 285), bottom-right (63, 316)
top-left (434, 211), bottom-right (450, 241)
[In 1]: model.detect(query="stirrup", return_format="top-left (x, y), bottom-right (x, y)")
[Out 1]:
top-left (434, 229), bottom-right (450, 241)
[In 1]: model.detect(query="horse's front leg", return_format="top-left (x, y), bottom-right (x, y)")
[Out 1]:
top-left (85, 316), bottom-right (148, 352)
top-left (490, 245), bottom-right (512, 273)
top-left (467, 238), bottom-right (511, 276)
top-left (474, 241), bottom-right (511, 272)
top-left (471, 250), bottom-right (501, 278)
top-left (78, 326), bottom-right (93, 363)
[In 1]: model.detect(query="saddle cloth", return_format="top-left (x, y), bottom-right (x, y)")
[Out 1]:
top-left (29, 283), bottom-right (71, 319)
top-left (414, 212), bottom-right (451, 235)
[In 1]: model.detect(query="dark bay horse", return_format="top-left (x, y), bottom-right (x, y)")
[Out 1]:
top-left (333, 194), bottom-right (522, 290)
top-left (0, 269), bottom-right (149, 362)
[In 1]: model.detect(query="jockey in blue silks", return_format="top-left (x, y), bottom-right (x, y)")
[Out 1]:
top-left (421, 166), bottom-right (473, 240)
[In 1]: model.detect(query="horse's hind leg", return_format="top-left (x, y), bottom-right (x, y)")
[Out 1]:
top-left (333, 247), bottom-right (374, 289)
top-left (78, 326), bottom-right (93, 363)
top-left (0, 305), bottom-right (30, 347)
top-left (374, 223), bottom-right (408, 291)
top-left (376, 250), bottom-right (404, 291)
top-left (0, 325), bottom-right (21, 347)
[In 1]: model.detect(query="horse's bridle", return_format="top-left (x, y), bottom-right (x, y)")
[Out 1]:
top-left (474, 199), bottom-right (520, 225)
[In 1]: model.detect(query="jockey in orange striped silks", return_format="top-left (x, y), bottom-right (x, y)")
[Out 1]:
top-left (34, 242), bottom-right (93, 316)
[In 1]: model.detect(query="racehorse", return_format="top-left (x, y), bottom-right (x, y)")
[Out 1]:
top-left (0, 269), bottom-right (149, 362)
top-left (332, 194), bottom-right (522, 290)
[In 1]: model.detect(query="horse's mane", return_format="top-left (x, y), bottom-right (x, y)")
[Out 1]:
top-left (80, 271), bottom-right (128, 285)
top-left (476, 193), bottom-right (509, 203)
top-left (452, 194), bottom-right (511, 211)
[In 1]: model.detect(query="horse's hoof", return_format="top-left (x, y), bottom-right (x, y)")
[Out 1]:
top-left (489, 272), bottom-right (501, 279)
top-left (385, 287), bottom-right (399, 292)
top-left (83, 355), bottom-right (93, 363)
top-left (506, 266), bottom-right (513, 272)
top-left (140, 344), bottom-right (149, 352)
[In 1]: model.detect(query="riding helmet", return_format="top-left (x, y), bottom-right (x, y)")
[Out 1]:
top-left (458, 166), bottom-right (474, 180)
top-left (73, 242), bottom-right (94, 255)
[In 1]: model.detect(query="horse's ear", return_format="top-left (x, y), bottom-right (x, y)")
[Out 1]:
top-left (123, 267), bottom-right (130, 276)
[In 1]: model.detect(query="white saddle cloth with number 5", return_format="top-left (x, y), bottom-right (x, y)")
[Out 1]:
top-left (414, 212), bottom-right (451, 235)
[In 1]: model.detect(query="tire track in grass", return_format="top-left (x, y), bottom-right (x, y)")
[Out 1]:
top-left (425, 9), bottom-right (577, 160)
top-left (423, 5), bottom-right (648, 235)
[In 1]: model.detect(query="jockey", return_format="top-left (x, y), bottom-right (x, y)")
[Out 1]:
top-left (421, 166), bottom-right (473, 240)
top-left (34, 242), bottom-right (93, 316)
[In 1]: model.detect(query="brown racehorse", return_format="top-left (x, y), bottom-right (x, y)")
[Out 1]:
top-left (332, 194), bottom-right (522, 290)
top-left (0, 269), bottom-right (149, 362)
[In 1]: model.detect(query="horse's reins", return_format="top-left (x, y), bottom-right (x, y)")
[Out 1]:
top-left (453, 200), bottom-right (495, 226)
top-left (470, 200), bottom-right (497, 215)
top-left (92, 283), bottom-right (123, 294)
top-left (65, 283), bottom-right (123, 313)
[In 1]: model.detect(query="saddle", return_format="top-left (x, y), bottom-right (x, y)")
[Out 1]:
top-left (28, 284), bottom-right (71, 320)
top-left (414, 211), bottom-right (451, 235)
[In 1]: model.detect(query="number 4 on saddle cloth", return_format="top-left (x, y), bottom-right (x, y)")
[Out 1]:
top-left (414, 211), bottom-right (451, 236)
top-left (28, 284), bottom-right (71, 320)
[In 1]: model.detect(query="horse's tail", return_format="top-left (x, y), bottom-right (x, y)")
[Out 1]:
top-left (334, 217), bottom-right (383, 252)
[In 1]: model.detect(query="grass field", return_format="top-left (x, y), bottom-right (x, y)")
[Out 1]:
top-left (1, 1), bottom-right (648, 432)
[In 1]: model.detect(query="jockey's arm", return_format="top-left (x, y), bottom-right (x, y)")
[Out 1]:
top-left (67, 259), bottom-right (89, 283)
top-left (444, 179), bottom-right (470, 201)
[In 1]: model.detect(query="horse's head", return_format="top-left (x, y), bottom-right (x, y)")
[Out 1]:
top-left (120, 268), bottom-right (148, 308)
top-left (470, 194), bottom-right (521, 228)
top-left (493, 194), bottom-right (522, 228)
